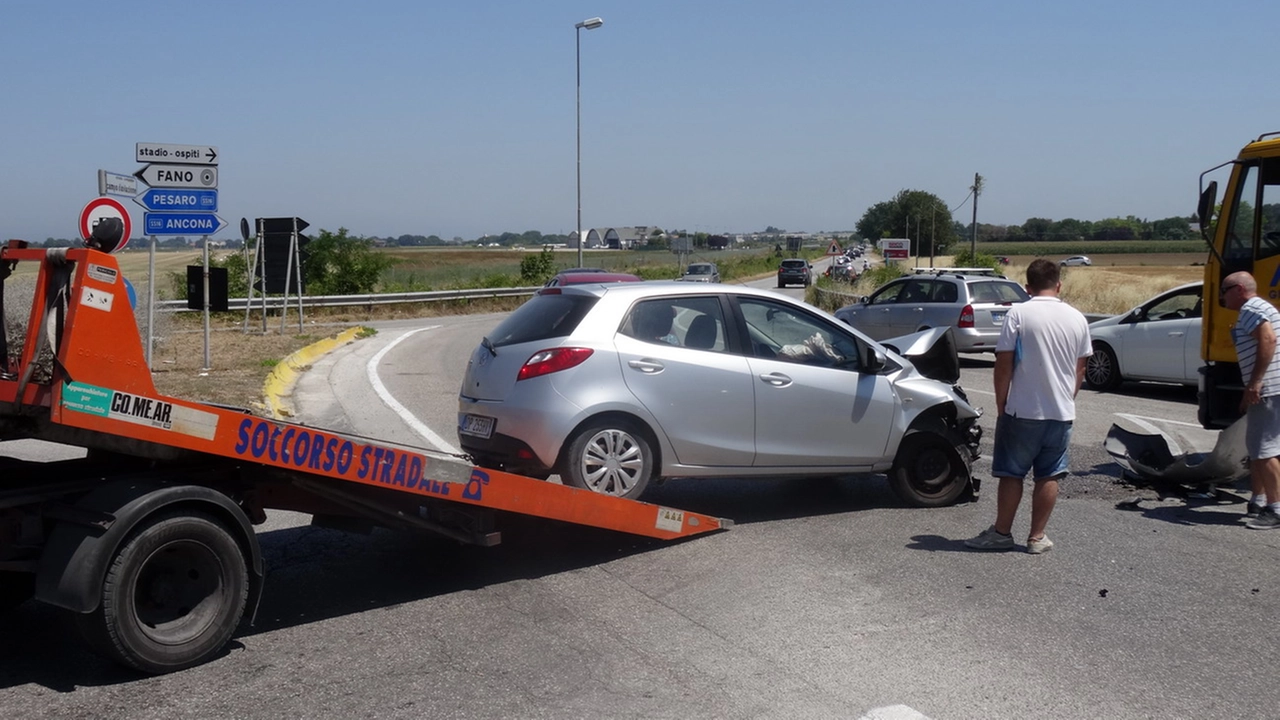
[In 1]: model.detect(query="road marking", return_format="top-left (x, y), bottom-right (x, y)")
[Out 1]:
top-left (965, 387), bottom-right (995, 396)
top-left (859, 705), bottom-right (932, 720)
top-left (367, 326), bottom-right (461, 454)
top-left (1115, 412), bottom-right (1203, 428)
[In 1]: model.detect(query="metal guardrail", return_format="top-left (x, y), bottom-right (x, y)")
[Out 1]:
top-left (156, 286), bottom-right (541, 312)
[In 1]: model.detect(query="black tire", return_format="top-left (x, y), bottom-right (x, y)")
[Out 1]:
top-left (75, 511), bottom-right (249, 674)
top-left (890, 431), bottom-right (969, 507)
top-left (0, 571), bottom-right (35, 612)
top-left (560, 419), bottom-right (655, 500)
top-left (1084, 342), bottom-right (1122, 391)
top-left (777, 281), bottom-right (786, 288)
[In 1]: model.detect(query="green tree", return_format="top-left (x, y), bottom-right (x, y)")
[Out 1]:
top-left (303, 227), bottom-right (397, 295)
top-left (519, 247), bottom-right (557, 284)
top-left (854, 190), bottom-right (956, 255)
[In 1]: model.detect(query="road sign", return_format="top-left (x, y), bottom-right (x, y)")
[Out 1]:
top-left (79, 197), bottom-right (132, 252)
top-left (134, 188), bottom-right (218, 212)
top-left (144, 212), bottom-right (227, 236)
top-left (826, 240), bottom-right (843, 256)
top-left (135, 164), bottom-right (218, 189)
top-left (98, 170), bottom-right (138, 197)
top-left (136, 143), bottom-right (219, 165)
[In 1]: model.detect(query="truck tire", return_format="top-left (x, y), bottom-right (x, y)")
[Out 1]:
top-left (75, 510), bottom-right (249, 674)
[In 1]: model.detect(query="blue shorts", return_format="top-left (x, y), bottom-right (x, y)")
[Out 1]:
top-left (991, 414), bottom-right (1073, 481)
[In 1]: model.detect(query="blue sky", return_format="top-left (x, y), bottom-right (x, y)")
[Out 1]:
top-left (4, 0), bottom-right (1279, 242)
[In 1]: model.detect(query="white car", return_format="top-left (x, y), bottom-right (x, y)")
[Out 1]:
top-left (1060, 255), bottom-right (1092, 267)
top-left (1085, 282), bottom-right (1202, 391)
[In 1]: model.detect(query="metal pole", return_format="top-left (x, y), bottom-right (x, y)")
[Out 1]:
top-left (146, 236), bottom-right (156, 367)
top-left (259, 225), bottom-right (268, 334)
top-left (930, 211), bottom-right (935, 267)
top-left (576, 26), bottom-right (583, 269)
top-left (294, 217), bottom-right (304, 333)
top-left (202, 236), bottom-right (211, 371)
top-left (280, 228), bottom-right (295, 334)
top-left (971, 172), bottom-right (979, 258)
top-left (242, 232), bottom-right (258, 333)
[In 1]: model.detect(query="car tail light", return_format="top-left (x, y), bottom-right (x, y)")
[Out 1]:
top-left (958, 304), bottom-right (975, 328)
top-left (517, 347), bottom-right (594, 381)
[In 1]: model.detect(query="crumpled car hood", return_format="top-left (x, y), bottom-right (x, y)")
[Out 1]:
top-left (1104, 416), bottom-right (1248, 485)
top-left (884, 326), bottom-right (961, 385)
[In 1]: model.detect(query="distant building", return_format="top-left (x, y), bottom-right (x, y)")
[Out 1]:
top-left (576, 226), bottom-right (657, 250)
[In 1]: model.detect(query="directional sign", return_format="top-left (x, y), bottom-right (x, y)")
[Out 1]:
top-left (134, 188), bottom-right (218, 212)
top-left (135, 164), bottom-right (217, 189)
top-left (144, 212), bottom-right (227, 236)
top-left (98, 170), bottom-right (139, 197)
top-left (136, 143), bottom-right (219, 165)
top-left (79, 197), bottom-right (132, 252)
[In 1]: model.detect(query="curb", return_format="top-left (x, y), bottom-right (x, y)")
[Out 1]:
top-left (263, 326), bottom-right (364, 419)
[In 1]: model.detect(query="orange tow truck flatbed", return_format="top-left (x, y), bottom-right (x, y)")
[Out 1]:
top-left (0, 241), bottom-right (729, 673)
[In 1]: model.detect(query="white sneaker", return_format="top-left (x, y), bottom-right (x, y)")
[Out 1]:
top-left (1026, 536), bottom-right (1054, 554)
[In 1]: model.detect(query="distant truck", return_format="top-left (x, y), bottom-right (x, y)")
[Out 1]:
top-left (1197, 132), bottom-right (1280, 428)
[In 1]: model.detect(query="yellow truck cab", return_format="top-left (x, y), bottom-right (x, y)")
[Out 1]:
top-left (1198, 132), bottom-right (1280, 427)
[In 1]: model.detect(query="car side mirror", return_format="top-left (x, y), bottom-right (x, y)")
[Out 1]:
top-left (863, 344), bottom-right (886, 372)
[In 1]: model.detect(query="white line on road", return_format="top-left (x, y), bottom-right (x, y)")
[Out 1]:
top-left (367, 326), bottom-right (461, 454)
top-left (859, 705), bottom-right (932, 720)
top-left (1115, 412), bottom-right (1203, 428)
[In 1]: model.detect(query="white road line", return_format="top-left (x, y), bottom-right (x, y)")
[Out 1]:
top-left (1115, 412), bottom-right (1203, 428)
top-left (859, 705), bottom-right (932, 720)
top-left (965, 387), bottom-right (995, 396)
top-left (367, 326), bottom-right (460, 454)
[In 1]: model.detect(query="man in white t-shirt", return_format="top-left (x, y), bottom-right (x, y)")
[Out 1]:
top-left (965, 259), bottom-right (1092, 554)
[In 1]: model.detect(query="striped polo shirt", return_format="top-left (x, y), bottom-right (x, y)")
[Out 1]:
top-left (1232, 295), bottom-right (1280, 398)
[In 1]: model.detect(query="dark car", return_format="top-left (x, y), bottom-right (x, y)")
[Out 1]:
top-left (777, 259), bottom-right (812, 288)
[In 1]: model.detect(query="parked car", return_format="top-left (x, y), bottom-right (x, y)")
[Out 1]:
top-left (458, 283), bottom-right (981, 507)
top-left (834, 269), bottom-right (1030, 353)
top-left (1060, 255), bottom-right (1092, 267)
top-left (777, 259), bottom-right (812, 288)
top-left (679, 262), bottom-right (720, 283)
top-left (543, 269), bottom-right (642, 287)
top-left (1085, 282), bottom-right (1203, 391)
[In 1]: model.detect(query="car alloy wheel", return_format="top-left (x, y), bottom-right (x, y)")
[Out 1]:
top-left (1084, 342), bottom-right (1121, 391)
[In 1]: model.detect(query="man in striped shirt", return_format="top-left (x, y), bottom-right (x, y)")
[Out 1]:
top-left (1222, 271), bottom-right (1280, 529)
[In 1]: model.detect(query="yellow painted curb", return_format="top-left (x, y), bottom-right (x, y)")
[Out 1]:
top-left (263, 327), bottom-right (365, 419)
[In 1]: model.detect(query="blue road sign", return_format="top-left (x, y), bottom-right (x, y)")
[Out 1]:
top-left (144, 212), bottom-right (228, 236)
top-left (134, 188), bottom-right (218, 212)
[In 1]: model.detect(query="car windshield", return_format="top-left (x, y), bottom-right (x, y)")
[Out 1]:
top-left (484, 293), bottom-right (598, 348)
top-left (686, 265), bottom-right (712, 275)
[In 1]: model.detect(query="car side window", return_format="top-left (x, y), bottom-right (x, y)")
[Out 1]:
top-left (738, 297), bottom-right (859, 370)
top-left (1145, 289), bottom-right (1202, 321)
top-left (900, 279), bottom-right (933, 303)
top-left (869, 282), bottom-right (905, 305)
top-left (623, 300), bottom-right (680, 346)
top-left (932, 281), bottom-right (958, 303)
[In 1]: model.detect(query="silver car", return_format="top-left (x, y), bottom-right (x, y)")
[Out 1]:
top-left (458, 283), bottom-right (982, 507)
top-left (1085, 282), bottom-right (1203, 391)
top-left (834, 269), bottom-right (1029, 353)
top-left (679, 262), bottom-right (720, 283)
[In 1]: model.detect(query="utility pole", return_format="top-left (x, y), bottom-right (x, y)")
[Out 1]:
top-left (970, 172), bottom-right (984, 258)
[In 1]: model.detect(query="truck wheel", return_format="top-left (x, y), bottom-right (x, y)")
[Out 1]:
top-left (76, 510), bottom-right (249, 674)
top-left (560, 419), bottom-right (654, 500)
top-left (0, 571), bottom-right (35, 612)
top-left (890, 431), bottom-right (969, 507)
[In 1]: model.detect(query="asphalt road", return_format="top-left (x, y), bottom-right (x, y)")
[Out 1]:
top-left (4, 269), bottom-right (1278, 719)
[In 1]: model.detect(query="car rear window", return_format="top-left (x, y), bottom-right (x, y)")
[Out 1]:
top-left (969, 281), bottom-right (1029, 304)
top-left (484, 294), bottom-right (598, 348)
top-left (782, 260), bottom-right (806, 269)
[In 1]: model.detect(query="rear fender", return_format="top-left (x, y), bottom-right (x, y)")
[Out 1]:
top-left (35, 481), bottom-right (264, 617)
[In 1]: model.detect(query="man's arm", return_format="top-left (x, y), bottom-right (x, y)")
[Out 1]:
top-left (993, 350), bottom-right (1014, 417)
top-left (1246, 318), bottom-right (1277, 405)
top-left (1075, 356), bottom-right (1087, 397)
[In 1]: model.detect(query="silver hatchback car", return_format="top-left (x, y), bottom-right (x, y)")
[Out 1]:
top-left (458, 283), bottom-right (982, 507)
top-left (835, 269), bottom-right (1029, 353)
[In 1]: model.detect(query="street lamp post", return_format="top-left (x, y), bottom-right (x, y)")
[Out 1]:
top-left (575, 16), bottom-right (604, 268)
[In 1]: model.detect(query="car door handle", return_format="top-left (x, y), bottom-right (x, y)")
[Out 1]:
top-left (627, 359), bottom-right (664, 374)
top-left (759, 372), bottom-right (792, 387)
top-left (1168, 331), bottom-right (1185, 337)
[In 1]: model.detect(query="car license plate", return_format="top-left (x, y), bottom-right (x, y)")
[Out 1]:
top-left (460, 414), bottom-right (495, 439)
top-left (991, 311), bottom-right (1006, 324)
